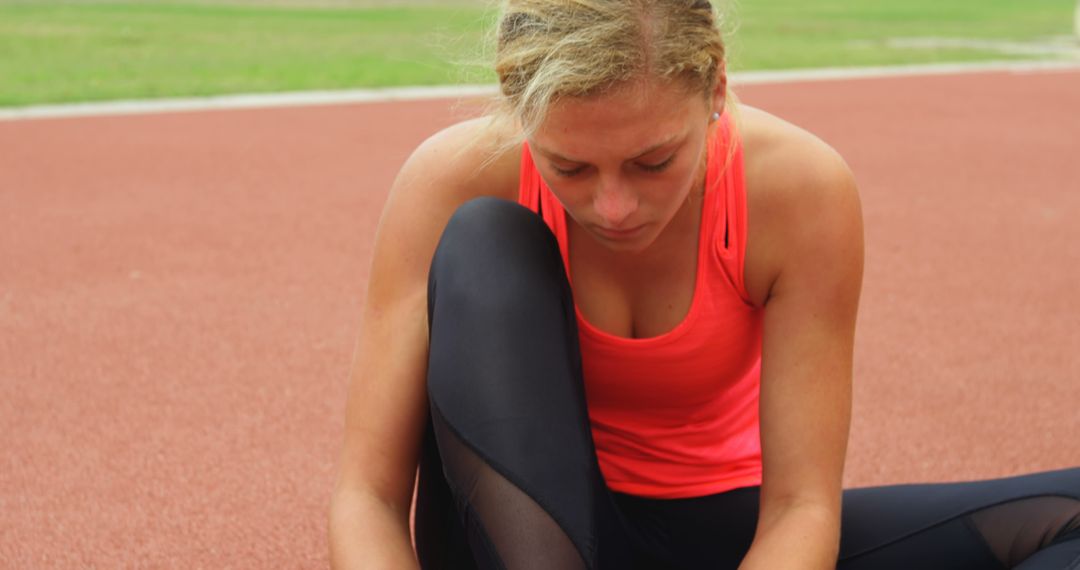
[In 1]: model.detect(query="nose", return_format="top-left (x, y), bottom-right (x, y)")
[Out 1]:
top-left (593, 174), bottom-right (638, 229)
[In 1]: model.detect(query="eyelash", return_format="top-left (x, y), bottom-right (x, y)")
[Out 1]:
top-left (641, 156), bottom-right (676, 173)
top-left (552, 156), bottom-right (676, 178)
top-left (553, 165), bottom-right (586, 177)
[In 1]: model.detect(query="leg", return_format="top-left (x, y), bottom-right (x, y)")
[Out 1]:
top-left (839, 467), bottom-right (1080, 569)
top-left (609, 487), bottom-right (760, 569)
top-left (414, 197), bottom-right (634, 569)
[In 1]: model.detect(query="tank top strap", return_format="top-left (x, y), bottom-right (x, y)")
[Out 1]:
top-left (517, 147), bottom-right (541, 212)
top-left (519, 144), bottom-right (572, 273)
top-left (708, 113), bottom-right (753, 305)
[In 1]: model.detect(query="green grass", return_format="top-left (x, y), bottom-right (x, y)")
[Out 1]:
top-left (728, 0), bottom-right (1077, 70)
top-left (0, 0), bottom-right (1076, 107)
top-left (0, 2), bottom-right (496, 106)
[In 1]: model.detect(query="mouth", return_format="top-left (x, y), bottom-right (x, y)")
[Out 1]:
top-left (594, 224), bottom-right (646, 240)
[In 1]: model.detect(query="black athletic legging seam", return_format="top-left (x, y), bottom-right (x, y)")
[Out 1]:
top-left (1053, 527), bottom-right (1080, 570)
top-left (428, 398), bottom-right (599, 564)
top-left (840, 493), bottom-right (1080, 562)
top-left (960, 516), bottom-right (1008, 570)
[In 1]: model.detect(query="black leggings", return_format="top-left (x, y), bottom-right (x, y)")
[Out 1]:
top-left (414, 197), bottom-right (1080, 569)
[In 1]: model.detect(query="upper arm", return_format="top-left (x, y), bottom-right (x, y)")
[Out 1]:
top-left (334, 118), bottom-right (519, 512)
top-left (748, 121), bottom-right (864, 515)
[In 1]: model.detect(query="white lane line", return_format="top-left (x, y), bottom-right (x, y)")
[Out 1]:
top-left (884, 37), bottom-right (1080, 58)
top-left (729, 59), bottom-right (1080, 84)
top-left (3, 60), bottom-right (1080, 122)
top-left (0, 84), bottom-right (499, 121)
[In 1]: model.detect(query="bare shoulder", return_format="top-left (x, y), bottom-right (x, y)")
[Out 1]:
top-left (389, 116), bottom-right (521, 210)
top-left (371, 116), bottom-right (522, 285)
top-left (738, 105), bottom-right (863, 306)
top-left (739, 105), bottom-right (856, 209)
top-left (369, 115), bottom-right (523, 308)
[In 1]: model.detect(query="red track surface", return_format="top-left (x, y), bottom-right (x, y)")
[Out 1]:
top-left (2, 70), bottom-right (1078, 567)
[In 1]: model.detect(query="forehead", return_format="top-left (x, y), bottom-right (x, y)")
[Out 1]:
top-left (532, 78), bottom-right (706, 161)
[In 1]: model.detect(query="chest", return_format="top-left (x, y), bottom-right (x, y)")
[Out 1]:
top-left (567, 219), bottom-right (701, 340)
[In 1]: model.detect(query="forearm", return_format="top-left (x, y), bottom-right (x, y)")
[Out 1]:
top-left (329, 487), bottom-right (420, 570)
top-left (738, 502), bottom-right (840, 570)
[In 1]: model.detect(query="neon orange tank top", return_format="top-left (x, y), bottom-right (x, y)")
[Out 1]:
top-left (517, 118), bottom-right (763, 499)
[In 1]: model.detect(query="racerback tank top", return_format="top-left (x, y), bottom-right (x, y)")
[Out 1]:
top-left (517, 116), bottom-right (764, 499)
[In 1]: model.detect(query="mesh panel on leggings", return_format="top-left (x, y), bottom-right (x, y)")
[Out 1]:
top-left (431, 405), bottom-right (589, 570)
top-left (967, 495), bottom-right (1080, 568)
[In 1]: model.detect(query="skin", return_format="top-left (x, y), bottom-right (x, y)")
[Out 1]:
top-left (529, 79), bottom-right (717, 338)
top-left (329, 73), bottom-right (864, 569)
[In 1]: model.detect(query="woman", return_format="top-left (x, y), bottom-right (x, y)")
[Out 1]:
top-left (329, 1), bottom-right (1080, 568)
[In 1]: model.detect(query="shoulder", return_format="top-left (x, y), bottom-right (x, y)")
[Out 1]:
top-left (367, 116), bottom-right (524, 303)
top-left (739, 104), bottom-right (858, 221)
top-left (391, 116), bottom-right (522, 209)
top-left (738, 105), bottom-right (863, 307)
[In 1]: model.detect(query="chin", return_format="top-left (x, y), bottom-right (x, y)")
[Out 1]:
top-left (593, 231), bottom-right (659, 254)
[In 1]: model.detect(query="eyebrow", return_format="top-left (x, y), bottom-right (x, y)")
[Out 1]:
top-left (533, 133), bottom-right (683, 164)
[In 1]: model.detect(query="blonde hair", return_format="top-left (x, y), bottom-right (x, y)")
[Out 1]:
top-left (488, 0), bottom-right (731, 144)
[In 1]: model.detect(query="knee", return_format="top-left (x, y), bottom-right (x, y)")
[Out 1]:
top-left (429, 197), bottom-right (564, 296)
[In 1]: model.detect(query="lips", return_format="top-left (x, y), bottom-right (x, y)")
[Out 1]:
top-left (595, 224), bottom-right (645, 240)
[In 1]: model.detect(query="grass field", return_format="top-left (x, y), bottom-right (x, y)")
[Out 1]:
top-left (0, 0), bottom-right (1076, 107)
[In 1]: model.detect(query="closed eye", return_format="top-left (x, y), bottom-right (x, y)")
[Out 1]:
top-left (551, 154), bottom-right (675, 177)
top-left (552, 164), bottom-right (587, 177)
top-left (639, 155), bottom-right (676, 173)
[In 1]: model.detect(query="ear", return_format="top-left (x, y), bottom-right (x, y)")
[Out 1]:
top-left (711, 63), bottom-right (728, 117)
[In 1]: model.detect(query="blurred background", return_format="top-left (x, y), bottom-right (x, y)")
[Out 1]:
top-left (1, 0), bottom-right (1078, 107)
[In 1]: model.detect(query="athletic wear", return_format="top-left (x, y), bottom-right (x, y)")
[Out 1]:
top-left (517, 117), bottom-right (762, 498)
top-left (414, 197), bottom-right (1080, 569)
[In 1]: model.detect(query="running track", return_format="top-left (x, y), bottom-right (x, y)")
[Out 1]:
top-left (1, 70), bottom-right (1078, 567)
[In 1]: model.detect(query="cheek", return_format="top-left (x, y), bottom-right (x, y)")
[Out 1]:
top-left (641, 165), bottom-right (699, 205)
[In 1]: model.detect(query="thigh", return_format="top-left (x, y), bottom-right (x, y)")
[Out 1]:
top-left (838, 467), bottom-right (1080, 570)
